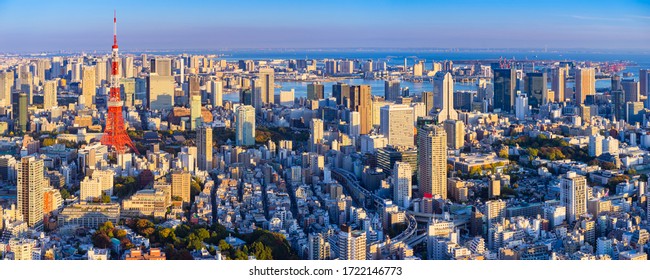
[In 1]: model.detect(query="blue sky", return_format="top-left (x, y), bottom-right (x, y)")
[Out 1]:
top-left (0, 0), bottom-right (649, 52)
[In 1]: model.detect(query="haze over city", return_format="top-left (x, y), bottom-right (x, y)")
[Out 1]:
top-left (1, 0), bottom-right (650, 52)
top-left (1, 0), bottom-right (650, 271)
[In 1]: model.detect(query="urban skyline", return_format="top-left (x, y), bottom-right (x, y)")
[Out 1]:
top-left (0, 0), bottom-right (649, 265)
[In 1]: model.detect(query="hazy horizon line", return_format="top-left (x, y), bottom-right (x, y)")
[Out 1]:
top-left (3, 47), bottom-right (650, 56)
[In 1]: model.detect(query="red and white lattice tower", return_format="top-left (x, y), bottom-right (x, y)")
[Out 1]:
top-left (101, 11), bottom-right (139, 155)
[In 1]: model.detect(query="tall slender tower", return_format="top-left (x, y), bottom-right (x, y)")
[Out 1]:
top-left (101, 11), bottom-right (138, 155)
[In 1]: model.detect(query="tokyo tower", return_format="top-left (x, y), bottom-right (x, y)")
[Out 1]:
top-left (101, 11), bottom-right (139, 155)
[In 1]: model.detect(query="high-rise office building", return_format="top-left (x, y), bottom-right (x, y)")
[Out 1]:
top-left (384, 79), bottom-right (401, 101)
top-left (524, 72), bottom-right (547, 108)
top-left (236, 105), bottom-right (256, 146)
top-left (392, 161), bottom-right (412, 208)
top-left (43, 80), bottom-right (57, 109)
top-left (151, 58), bottom-right (172, 76)
top-left (14, 92), bottom-right (28, 133)
top-left (349, 111), bottom-right (361, 138)
top-left (121, 78), bottom-right (136, 108)
top-left (626, 101), bottom-right (644, 125)
top-left (612, 89), bottom-right (625, 121)
top-left (122, 56), bottom-right (134, 78)
top-left (493, 68), bottom-right (516, 113)
top-left (380, 104), bottom-right (414, 148)
top-left (147, 74), bottom-right (175, 111)
top-left (339, 60), bottom-right (354, 74)
top-left (349, 85), bottom-right (373, 135)
top-left (325, 60), bottom-right (338, 75)
top-left (413, 61), bottom-right (424, 76)
top-left (575, 67), bottom-right (595, 105)
top-left (560, 171), bottom-right (587, 223)
top-left (622, 79), bottom-right (640, 102)
top-left (82, 66), bottom-right (96, 107)
top-left (640, 69), bottom-right (649, 97)
top-left (333, 82), bottom-right (350, 106)
top-left (197, 126), bottom-right (212, 171)
top-left (443, 119), bottom-right (464, 150)
top-left (190, 94), bottom-right (202, 130)
top-left (422, 91), bottom-right (434, 115)
top-left (211, 80), bottom-right (223, 108)
top-left (433, 72), bottom-right (458, 122)
top-left (418, 124), bottom-right (447, 198)
top-left (515, 93), bottom-right (529, 120)
top-left (552, 67), bottom-right (566, 102)
top-left (188, 75), bottom-right (200, 98)
top-left (17, 156), bottom-right (45, 228)
top-left (0, 70), bottom-right (13, 108)
top-left (310, 118), bottom-right (324, 152)
top-left (307, 82), bottom-right (324, 100)
top-left (252, 68), bottom-right (274, 108)
top-left (171, 170), bottom-right (191, 204)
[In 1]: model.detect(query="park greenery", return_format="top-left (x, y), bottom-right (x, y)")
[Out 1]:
top-left (499, 135), bottom-right (592, 163)
top-left (92, 219), bottom-right (297, 260)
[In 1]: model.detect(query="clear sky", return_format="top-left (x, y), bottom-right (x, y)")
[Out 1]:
top-left (0, 0), bottom-right (649, 52)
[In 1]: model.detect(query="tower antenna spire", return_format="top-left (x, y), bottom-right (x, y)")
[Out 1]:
top-left (113, 10), bottom-right (117, 48)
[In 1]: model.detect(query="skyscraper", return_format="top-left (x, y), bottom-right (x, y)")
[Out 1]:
top-left (422, 91), bottom-right (434, 115)
top-left (515, 93), bottom-right (529, 120)
top-left (121, 78), bottom-right (135, 108)
top-left (443, 119), bottom-right (465, 150)
top-left (380, 104), bottom-right (414, 148)
top-left (17, 156), bottom-right (44, 228)
top-left (524, 72), bottom-right (547, 108)
top-left (211, 80), bottom-right (223, 108)
top-left (151, 58), bottom-right (172, 76)
top-left (307, 82), bottom-right (324, 100)
top-left (332, 82), bottom-right (350, 106)
top-left (324, 60), bottom-right (338, 75)
top-left (188, 75), bottom-right (200, 98)
top-left (392, 161), bottom-right (412, 208)
top-left (253, 68), bottom-right (275, 108)
top-left (197, 126), bottom-right (212, 171)
top-left (493, 68), bottom-right (516, 113)
top-left (349, 111), bottom-right (360, 138)
top-left (14, 92), bottom-right (28, 133)
top-left (310, 118), bottom-right (324, 152)
top-left (433, 72), bottom-right (458, 122)
top-left (561, 171), bottom-right (587, 223)
top-left (190, 94), bottom-right (202, 130)
top-left (0, 70), bottom-right (14, 108)
top-left (147, 74), bottom-right (175, 111)
top-left (82, 66), bottom-right (96, 107)
top-left (385, 79), bottom-right (401, 101)
top-left (622, 79), bottom-right (640, 102)
top-left (236, 105), bottom-right (256, 146)
top-left (552, 67), bottom-right (566, 102)
top-left (640, 69), bottom-right (649, 97)
top-left (418, 124), bottom-right (447, 198)
top-left (575, 67), bottom-right (595, 105)
top-left (122, 56), bottom-right (134, 78)
top-left (349, 85), bottom-right (373, 135)
top-left (43, 80), bottom-right (57, 109)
